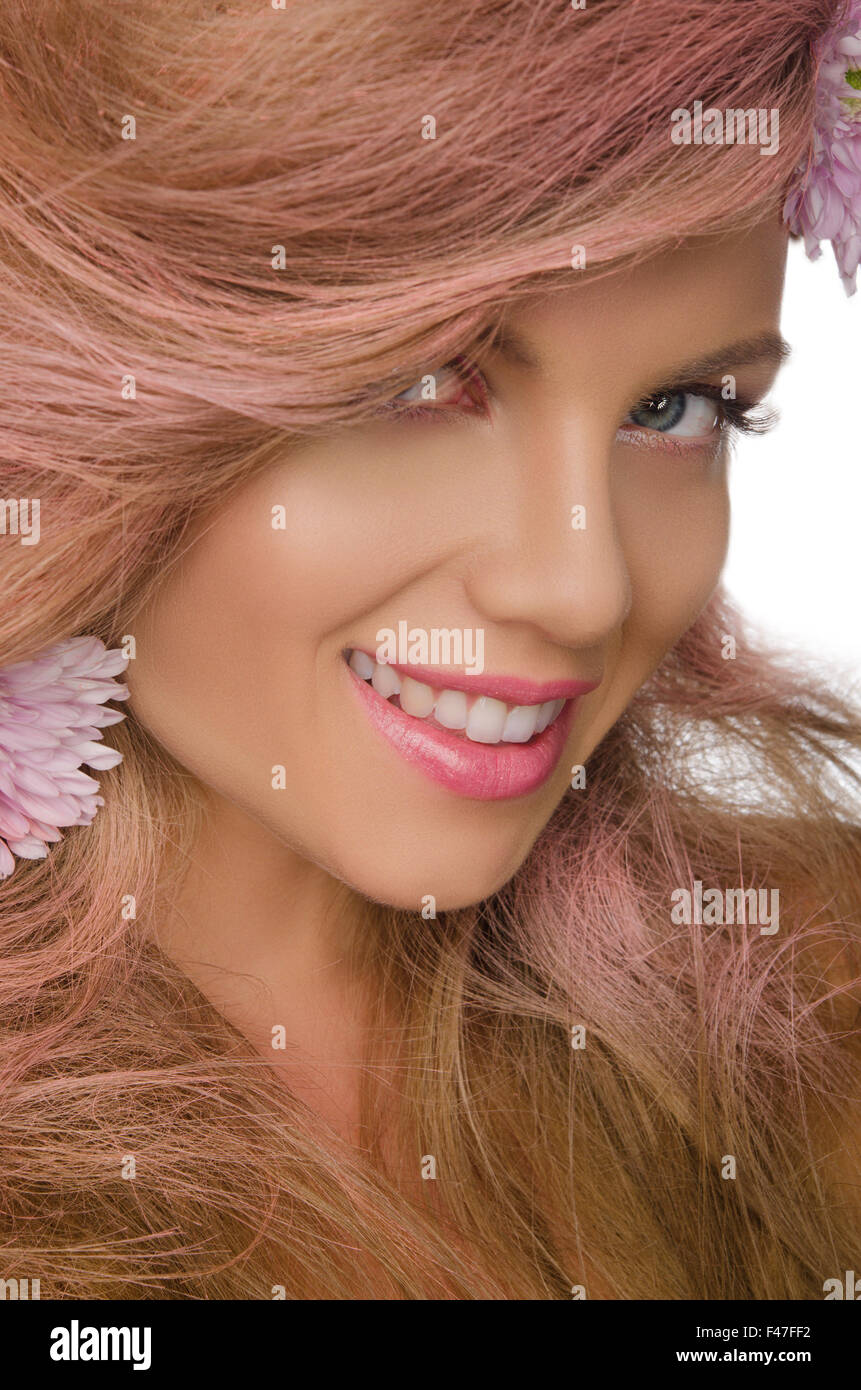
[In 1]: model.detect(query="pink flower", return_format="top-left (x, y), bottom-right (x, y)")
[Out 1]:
top-left (783, 2), bottom-right (861, 295)
top-left (0, 636), bottom-right (129, 880)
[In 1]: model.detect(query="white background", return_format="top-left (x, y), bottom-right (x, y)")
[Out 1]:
top-left (724, 236), bottom-right (860, 691)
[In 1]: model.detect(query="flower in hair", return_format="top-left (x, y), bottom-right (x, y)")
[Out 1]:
top-left (0, 636), bottom-right (129, 880)
top-left (783, 1), bottom-right (861, 295)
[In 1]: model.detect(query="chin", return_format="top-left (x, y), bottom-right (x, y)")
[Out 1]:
top-left (336, 838), bottom-right (533, 914)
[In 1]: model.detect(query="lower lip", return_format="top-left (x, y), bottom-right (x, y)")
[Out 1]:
top-left (345, 663), bottom-right (578, 801)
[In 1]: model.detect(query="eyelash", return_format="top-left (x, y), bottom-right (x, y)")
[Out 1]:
top-left (381, 355), bottom-right (490, 422)
top-left (380, 357), bottom-right (776, 451)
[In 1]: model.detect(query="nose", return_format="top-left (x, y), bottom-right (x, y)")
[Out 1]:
top-left (464, 413), bottom-right (633, 650)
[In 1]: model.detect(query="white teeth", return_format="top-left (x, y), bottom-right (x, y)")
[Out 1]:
top-left (372, 661), bottom-right (401, 699)
top-left (466, 696), bottom-right (508, 744)
top-left (534, 700), bottom-right (557, 734)
top-left (347, 651), bottom-right (566, 745)
top-left (349, 649), bottom-right (375, 680)
top-left (501, 704), bottom-right (539, 743)
top-left (399, 675), bottom-right (435, 717)
top-left (434, 689), bottom-right (468, 729)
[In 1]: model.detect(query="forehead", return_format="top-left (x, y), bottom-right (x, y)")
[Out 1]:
top-left (500, 219), bottom-right (789, 390)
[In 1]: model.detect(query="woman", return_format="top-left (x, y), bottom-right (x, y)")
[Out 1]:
top-left (0, 0), bottom-right (859, 1299)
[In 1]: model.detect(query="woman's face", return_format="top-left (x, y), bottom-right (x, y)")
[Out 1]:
top-left (128, 219), bottom-right (788, 911)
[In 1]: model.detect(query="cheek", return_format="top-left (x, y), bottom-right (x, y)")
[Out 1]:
top-left (123, 455), bottom-right (443, 862)
top-left (124, 506), bottom-right (341, 877)
top-left (125, 528), bottom-right (287, 790)
top-left (128, 455), bottom-right (374, 718)
top-left (618, 449), bottom-right (730, 639)
top-left (581, 455), bottom-right (729, 742)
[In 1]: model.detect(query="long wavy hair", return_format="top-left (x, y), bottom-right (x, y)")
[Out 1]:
top-left (1, 0), bottom-right (859, 1298)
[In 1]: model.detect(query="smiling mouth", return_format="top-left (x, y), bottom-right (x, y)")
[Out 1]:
top-left (345, 649), bottom-right (566, 746)
top-left (342, 647), bottom-right (594, 801)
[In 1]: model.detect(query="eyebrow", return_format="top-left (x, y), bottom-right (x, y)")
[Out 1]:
top-left (648, 331), bottom-right (792, 384)
top-left (489, 326), bottom-right (792, 383)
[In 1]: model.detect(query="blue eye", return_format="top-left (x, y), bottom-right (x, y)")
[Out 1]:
top-left (625, 390), bottom-right (720, 438)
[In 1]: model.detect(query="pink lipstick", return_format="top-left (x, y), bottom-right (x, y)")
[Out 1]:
top-left (343, 651), bottom-right (599, 801)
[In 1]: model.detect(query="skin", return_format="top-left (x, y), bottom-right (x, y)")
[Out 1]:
top-left (126, 216), bottom-right (789, 1139)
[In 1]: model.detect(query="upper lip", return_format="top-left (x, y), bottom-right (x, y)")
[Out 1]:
top-left (349, 650), bottom-right (601, 707)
